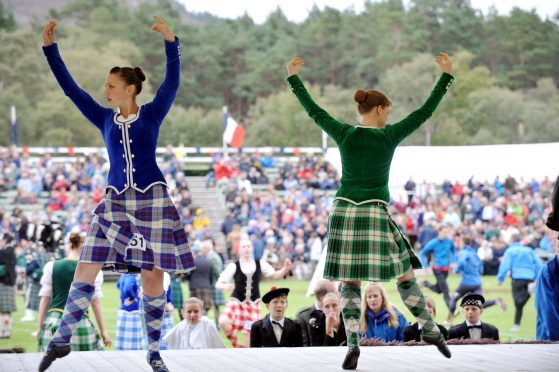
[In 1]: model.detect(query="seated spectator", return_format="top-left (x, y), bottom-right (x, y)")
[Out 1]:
top-left (192, 208), bottom-right (210, 231)
top-left (295, 279), bottom-right (338, 346)
top-left (308, 292), bottom-right (346, 346)
top-left (250, 287), bottom-right (302, 347)
top-left (448, 293), bottom-right (500, 341)
top-left (403, 296), bottom-right (448, 342)
top-left (163, 297), bottom-right (225, 349)
top-left (359, 282), bottom-right (408, 342)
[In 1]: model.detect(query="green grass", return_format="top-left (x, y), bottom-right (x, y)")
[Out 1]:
top-left (1, 273), bottom-right (536, 352)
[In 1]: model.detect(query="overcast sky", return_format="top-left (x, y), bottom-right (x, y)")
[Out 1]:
top-left (175, 0), bottom-right (557, 23)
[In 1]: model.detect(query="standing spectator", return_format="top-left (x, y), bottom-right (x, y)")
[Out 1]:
top-left (295, 279), bottom-right (338, 346)
top-left (420, 226), bottom-right (457, 308)
top-left (497, 234), bottom-right (543, 331)
top-left (216, 238), bottom-right (292, 348)
top-left (0, 233), bottom-right (17, 338)
top-left (185, 245), bottom-right (214, 315)
top-left (404, 177), bottom-right (417, 206)
top-left (359, 282), bottom-right (408, 342)
top-left (202, 239), bottom-right (225, 325)
top-left (21, 241), bottom-right (49, 324)
top-left (115, 274), bottom-right (145, 350)
top-left (168, 273), bottom-right (184, 321)
top-left (37, 233), bottom-right (111, 351)
top-left (535, 235), bottom-right (559, 341)
top-left (417, 219), bottom-right (438, 248)
top-left (448, 236), bottom-right (506, 316)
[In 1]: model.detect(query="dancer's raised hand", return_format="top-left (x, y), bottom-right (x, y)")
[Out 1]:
top-left (287, 57), bottom-right (305, 77)
top-left (151, 15), bottom-right (175, 42)
top-left (435, 52), bottom-right (452, 74)
top-left (42, 19), bottom-right (57, 46)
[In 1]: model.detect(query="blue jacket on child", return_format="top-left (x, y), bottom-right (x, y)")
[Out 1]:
top-left (362, 308), bottom-right (408, 342)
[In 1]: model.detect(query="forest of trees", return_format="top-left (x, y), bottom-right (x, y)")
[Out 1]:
top-left (0, 0), bottom-right (558, 147)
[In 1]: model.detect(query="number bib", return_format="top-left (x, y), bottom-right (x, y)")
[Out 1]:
top-left (126, 233), bottom-right (147, 251)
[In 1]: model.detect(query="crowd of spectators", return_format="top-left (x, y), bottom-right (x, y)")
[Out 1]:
top-left (0, 145), bottom-right (198, 256)
top-left (1, 144), bottom-right (556, 281)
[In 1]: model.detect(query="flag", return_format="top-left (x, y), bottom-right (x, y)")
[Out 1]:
top-left (223, 116), bottom-right (245, 148)
top-left (10, 106), bottom-right (17, 146)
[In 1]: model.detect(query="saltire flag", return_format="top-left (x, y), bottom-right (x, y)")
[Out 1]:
top-left (10, 106), bottom-right (17, 146)
top-left (223, 116), bottom-right (245, 148)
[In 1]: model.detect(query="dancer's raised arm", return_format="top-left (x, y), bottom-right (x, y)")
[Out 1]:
top-left (42, 20), bottom-right (108, 129)
top-left (150, 16), bottom-right (181, 125)
top-left (389, 52), bottom-right (454, 144)
top-left (286, 57), bottom-right (352, 144)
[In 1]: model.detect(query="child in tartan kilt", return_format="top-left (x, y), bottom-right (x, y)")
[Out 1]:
top-left (39, 17), bottom-right (194, 372)
top-left (216, 237), bottom-right (292, 347)
top-left (287, 53), bottom-right (454, 369)
top-left (37, 233), bottom-right (111, 352)
top-left (115, 274), bottom-right (145, 350)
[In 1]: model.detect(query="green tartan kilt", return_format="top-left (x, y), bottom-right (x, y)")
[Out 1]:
top-left (38, 310), bottom-right (104, 352)
top-left (324, 199), bottom-right (422, 281)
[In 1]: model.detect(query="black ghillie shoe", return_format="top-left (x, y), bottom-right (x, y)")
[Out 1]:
top-left (422, 334), bottom-right (452, 358)
top-left (342, 346), bottom-right (360, 370)
top-left (38, 344), bottom-right (71, 372)
top-left (148, 356), bottom-right (170, 372)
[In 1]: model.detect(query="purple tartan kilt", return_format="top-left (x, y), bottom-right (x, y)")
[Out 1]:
top-left (80, 185), bottom-right (195, 274)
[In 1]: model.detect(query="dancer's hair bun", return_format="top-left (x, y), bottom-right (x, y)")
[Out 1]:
top-left (134, 67), bottom-right (146, 82)
top-left (354, 89), bottom-right (367, 104)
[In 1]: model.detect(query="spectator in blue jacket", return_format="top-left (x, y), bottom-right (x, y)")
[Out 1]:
top-left (359, 282), bottom-right (408, 342)
top-left (448, 236), bottom-right (506, 315)
top-left (497, 234), bottom-right (543, 331)
top-left (420, 226), bottom-right (456, 308)
top-left (535, 237), bottom-right (559, 341)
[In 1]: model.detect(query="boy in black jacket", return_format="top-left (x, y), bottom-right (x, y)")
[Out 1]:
top-left (250, 287), bottom-right (303, 347)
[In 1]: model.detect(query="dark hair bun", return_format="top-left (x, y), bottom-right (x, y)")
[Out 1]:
top-left (69, 232), bottom-right (83, 248)
top-left (354, 89), bottom-right (367, 104)
top-left (134, 67), bottom-right (146, 82)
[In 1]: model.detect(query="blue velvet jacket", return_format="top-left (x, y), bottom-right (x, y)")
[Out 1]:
top-left (43, 38), bottom-right (181, 194)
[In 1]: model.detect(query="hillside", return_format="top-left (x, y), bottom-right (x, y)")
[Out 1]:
top-left (0, 0), bottom-right (211, 26)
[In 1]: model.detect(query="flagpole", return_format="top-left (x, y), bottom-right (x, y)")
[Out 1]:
top-left (222, 106), bottom-right (228, 160)
top-left (10, 105), bottom-right (17, 147)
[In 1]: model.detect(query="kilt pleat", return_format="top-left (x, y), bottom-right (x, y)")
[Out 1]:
top-left (80, 185), bottom-right (195, 274)
top-left (0, 283), bottom-right (17, 313)
top-left (25, 281), bottom-right (42, 311)
top-left (115, 309), bottom-right (146, 350)
top-left (38, 310), bottom-right (103, 352)
top-left (324, 199), bottom-right (421, 281)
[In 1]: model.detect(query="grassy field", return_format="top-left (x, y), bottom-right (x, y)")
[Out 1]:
top-left (0, 273), bottom-right (537, 353)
